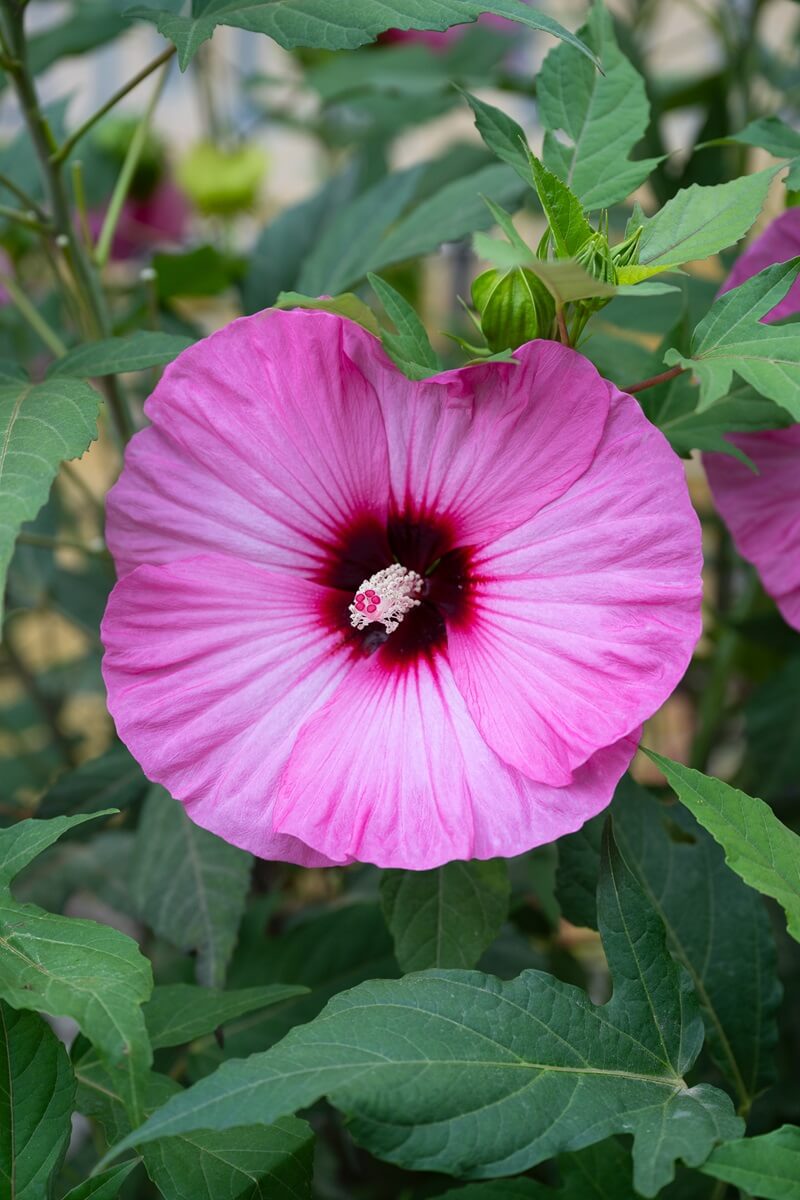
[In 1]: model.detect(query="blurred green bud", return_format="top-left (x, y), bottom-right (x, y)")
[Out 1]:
top-left (177, 142), bottom-right (268, 216)
top-left (575, 232), bottom-right (617, 314)
top-left (611, 225), bottom-right (643, 268)
top-left (93, 115), bottom-right (165, 199)
top-left (472, 267), bottom-right (555, 352)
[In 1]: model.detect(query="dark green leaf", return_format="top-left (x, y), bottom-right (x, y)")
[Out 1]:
top-left (60, 1161), bottom-right (138, 1200)
top-left (108, 823), bottom-right (742, 1196)
top-left (153, 244), bottom-right (241, 299)
top-left (381, 859), bottom-right (509, 972)
top-left (745, 657), bottom-right (800, 802)
top-left (132, 787), bottom-right (252, 987)
top-left (144, 983), bottom-right (310, 1049)
top-left (368, 273), bottom-right (442, 379)
top-left (529, 153), bottom-right (594, 257)
top-left (0, 377), bottom-right (100, 623)
top-left (37, 746), bottom-right (148, 821)
top-left (700, 1125), bottom-right (800, 1198)
top-left (0, 1002), bottom-right (74, 1200)
top-left (461, 89), bottom-right (531, 183)
top-left (557, 777), bottom-right (781, 1104)
top-left (0, 812), bottom-right (110, 886)
top-left (537, 0), bottom-right (659, 208)
top-left (647, 752), bottom-right (800, 943)
top-left (48, 333), bottom-right (193, 379)
top-left (130, 1), bottom-right (596, 69)
top-left (730, 116), bottom-right (800, 161)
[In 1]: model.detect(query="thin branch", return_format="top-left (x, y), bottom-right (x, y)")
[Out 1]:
top-left (0, 170), bottom-right (47, 220)
top-left (624, 364), bottom-right (685, 394)
top-left (0, 202), bottom-right (51, 233)
top-left (0, 271), bottom-right (67, 355)
top-left (556, 306), bottom-right (570, 347)
top-left (52, 44), bottom-right (177, 164)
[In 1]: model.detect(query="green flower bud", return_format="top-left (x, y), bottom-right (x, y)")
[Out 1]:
top-left (177, 142), bottom-right (268, 216)
top-left (472, 267), bottom-right (555, 352)
top-left (574, 232), bottom-right (617, 314)
top-left (611, 224), bottom-right (643, 268)
top-left (93, 115), bottom-right (165, 199)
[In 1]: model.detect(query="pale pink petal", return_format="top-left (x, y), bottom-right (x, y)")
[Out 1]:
top-left (721, 208), bottom-right (800, 322)
top-left (446, 389), bottom-right (702, 785)
top-left (705, 427), bottom-right (800, 630)
top-left (106, 309), bottom-right (391, 579)
top-left (101, 553), bottom-right (356, 866)
top-left (344, 331), bottom-right (611, 545)
top-left (273, 655), bottom-right (637, 869)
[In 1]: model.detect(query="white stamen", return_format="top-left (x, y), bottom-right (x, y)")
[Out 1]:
top-left (349, 564), bottom-right (423, 635)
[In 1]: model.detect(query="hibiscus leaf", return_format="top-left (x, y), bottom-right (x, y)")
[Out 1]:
top-left (132, 786), bottom-right (252, 988)
top-left (621, 169), bottom-right (778, 282)
top-left (646, 751), bottom-right (800, 943)
top-left (0, 376), bottom-right (100, 624)
top-left (75, 1042), bottom-right (314, 1200)
top-left (368, 273), bottom-right (442, 380)
top-left (103, 820), bottom-right (742, 1196)
top-left (663, 258), bottom-right (800, 416)
top-left (537, 0), bottom-right (660, 209)
top-left (37, 744), bottom-right (148, 821)
top-left (557, 777), bottom-right (781, 1106)
top-left (528, 153), bottom-right (595, 258)
top-left (143, 983), bottom-right (310, 1050)
top-left (0, 1001), bottom-right (75, 1200)
top-left (127, 1), bottom-right (596, 70)
top-left (47, 333), bottom-right (194, 379)
top-left (275, 290), bottom-right (381, 336)
top-left (380, 859), bottom-right (510, 972)
top-left (60, 1161), bottom-right (139, 1200)
top-left (460, 89), bottom-right (531, 183)
top-left (698, 1125), bottom-right (800, 1199)
top-left (439, 1139), bottom-right (639, 1198)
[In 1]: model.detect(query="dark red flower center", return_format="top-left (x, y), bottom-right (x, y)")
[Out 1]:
top-left (317, 510), bottom-right (474, 667)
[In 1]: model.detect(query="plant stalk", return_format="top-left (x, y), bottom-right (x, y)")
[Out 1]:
top-left (624, 364), bottom-right (685, 394)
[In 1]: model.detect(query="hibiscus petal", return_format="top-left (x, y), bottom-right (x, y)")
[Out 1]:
top-left (705, 427), bottom-right (800, 631)
top-left (721, 207), bottom-right (800, 322)
top-left (343, 330), bottom-right (610, 544)
top-left (446, 389), bottom-right (702, 785)
top-left (106, 309), bottom-right (390, 579)
top-left (101, 554), bottom-right (355, 866)
top-left (273, 655), bottom-right (637, 869)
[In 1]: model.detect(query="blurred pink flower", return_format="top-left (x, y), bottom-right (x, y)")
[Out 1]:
top-left (102, 310), bottom-right (701, 868)
top-left (89, 180), bottom-right (188, 261)
top-left (380, 11), bottom-right (517, 50)
top-left (704, 208), bottom-right (800, 630)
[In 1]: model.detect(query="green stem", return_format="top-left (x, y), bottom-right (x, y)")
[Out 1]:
top-left (691, 567), bottom-right (761, 772)
top-left (53, 44), bottom-right (176, 164)
top-left (0, 169), bottom-right (47, 219)
top-left (0, 271), bottom-right (67, 355)
top-left (0, 202), bottom-right (50, 233)
top-left (94, 64), bottom-right (171, 268)
top-left (70, 159), bottom-right (93, 251)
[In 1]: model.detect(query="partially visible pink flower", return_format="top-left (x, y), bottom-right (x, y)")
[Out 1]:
top-left (89, 180), bottom-right (189, 262)
top-left (101, 310), bottom-right (701, 869)
top-left (380, 11), bottom-right (518, 50)
top-left (704, 209), bottom-right (800, 630)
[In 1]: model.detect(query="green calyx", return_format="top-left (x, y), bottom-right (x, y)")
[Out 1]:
top-left (177, 142), bottom-right (268, 216)
top-left (611, 223), bottom-right (643, 267)
top-left (472, 266), bottom-right (556, 352)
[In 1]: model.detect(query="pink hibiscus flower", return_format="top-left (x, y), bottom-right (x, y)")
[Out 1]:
top-left (101, 310), bottom-right (702, 869)
top-left (704, 208), bottom-right (800, 630)
top-left (380, 11), bottom-right (517, 50)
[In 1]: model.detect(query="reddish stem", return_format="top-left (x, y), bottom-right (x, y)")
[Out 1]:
top-left (624, 364), bottom-right (685, 394)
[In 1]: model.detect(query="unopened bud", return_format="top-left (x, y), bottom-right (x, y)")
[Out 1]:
top-left (472, 266), bottom-right (555, 352)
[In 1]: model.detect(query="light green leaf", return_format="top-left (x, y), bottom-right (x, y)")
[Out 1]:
top-left (663, 258), bottom-right (800, 415)
top-left (61, 1161), bottom-right (138, 1200)
top-left (132, 787), bottom-right (252, 988)
top-left (700, 1126), bottom-right (800, 1199)
top-left (461, 90), bottom-right (531, 183)
top-left (646, 751), bottom-right (800, 943)
top-left (106, 822), bottom-right (742, 1196)
top-left (37, 745), bottom-right (148, 821)
top-left (627, 169), bottom-right (777, 280)
top-left (368, 273), bottom-right (442, 379)
top-left (275, 290), bottom-right (380, 335)
top-left (0, 1002), bottom-right (74, 1200)
top-left (557, 777), bottom-right (781, 1105)
top-left (380, 859), bottom-right (510, 972)
top-left (537, 0), bottom-right (659, 208)
top-left (47, 333), bottom-right (193, 379)
top-left (143, 983), bottom-right (310, 1050)
top-left (129, 1), bottom-right (597, 69)
top-left (0, 377), bottom-right (100, 623)
top-left (529, 153), bottom-right (594, 257)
